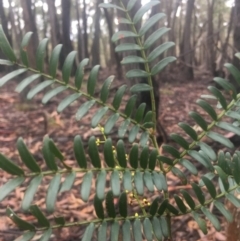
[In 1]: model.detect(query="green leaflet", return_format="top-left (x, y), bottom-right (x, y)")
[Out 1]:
top-left (15, 74), bottom-right (41, 93)
top-left (39, 228), bottom-right (52, 241)
top-left (148, 42), bottom-right (175, 62)
top-left (197, 99), bottom-right (218, 121)
top-left (133, 219), bottom-right (142, 241)
top-left (208, 86), bottom-right (227, 110)
top-left (130, 84), bottom-right (152, 92)
top-left (191, 183), bottom-right (205, 205)
top-left (162, 144), bottom-right (180, 158)
top-left (128, 125), bottom-right (139, 143)
top-left (143, 218), bottom-right (153, 241)
top-left (224, 63), bottom-right (240, 85)
top-left (144, 171), bottom-right (155, 192)
top-left (115, 43), bottom-right (141, 52)
top-left (20, 32), bottom-right (33, 67)
top-left (6, 208), bottom-right (35, 231)
top-left (158, 156), bottom-right (173, 165)
top-left (133, 1), bottom-right (160, 24)
top-left (139, 13), bottom-right (165, 36)
top-left (189, 111), bottom-right (208, 131)
top-left (87, 65), bottom-right (100, 96)
top-left (127, 0), bottom-right (137, 11)
top-left (148, 149), bottom-right (158, 170)
top-left (75, 58), bottom-right (89, 89)
top-left (233, 153), bottom-right (240, 184)
top-left (197, 142), bottom-right (216, 161)
top-left (27, 80), bottom-right (53, 99)
top-left (36, 38), bottom-right (48, 73)
top-left (171, 167), bottom-right (187, 185)
top-left (74, 135), bottom-right (87, 168)
top-left (214, 201), bottom-right (233, 222)
top-left (111, 169), bottom-right (121, 196)
top-left (49, 44), bottom-right (63, 78)
top-left (0, 68), bottom-right (27, 87)
top-left (123, 170), bottom-right (132, 192)
top-left (207, 131), bottom-right (234, 149)
top-left (96, 170), bottom-right (107, 200)
top-left (174, 195), bottom-right (187, 214)
top-left (179, 159), bottom-right (198, 176)
top-left (16, 231), bottom-right (35, 241)
top-left (126, 69), bottom-right (149, 79)
top-left (98, 221), bottom-right (107, 241)
top-left (116, 140), bottom-right (127, 168)
top-left (159, 217), bottom-right (169, 237)
top-left (106, 190), bottom-right (116, 218)
top-left (104, 138), bottom-right (115, 167)
top-left (76, 100), bottom-right (96, 120)
top-left (122, 220), bottom-right (131, 241)
top-left (82, 223), bottom-right (95, 241)
top-left (201, 176), bottom-right (216, 199)
top-left (152, 171), bottom-right (163, 191)
top-left (62, 51), bottom-right (77, 84)
top-left (29, 205), bottom-right (50, 227)
top-left (226, 193), bottom-right (240, 208)
top-left (214, 166), bottom-right (229, 191)
top-left (158, 199), bottom-right (168, 216)
top-left (178, 122), bottom-right (198, 141)
top-left (88, 136), bottom-right (101, 168)
top-left (121, 56), bottom-right (146, 65)
top-left (0, 177), bottom-right (25, 202)
top-left (100, 75), bottom-right (114, 103)
top-left (59, 172), bottom-right (76, 192)
top-left (201, 207), bottom-right (221, 231)
top-left (110, 221), bottom-right (119, 241)
top-left (94, 195), bottom-right (104, 219)
top-left (22, 175), bottom-right (43, 211)
top-left (99, 3), bottom-right (125, 11)
top-left (213, 77), bottom-right (237, 99)
top-left (170, 133), bottom-right (189, 150)
top-left (57, 93), bottom-right (81, 112)
top-left (140, 146), bottom-right (149, 169)
top-left (81, 171), bottom-right (93, 202)
top-left (119, 192), bottom-right (128, 218)
top-left (112, 85), bottom-right (127, 110)
top-left (104, 113), bottom-right (120, 134)
top-left (0, 59), bottom-right (13, 65)
top-left (46, 174), bottom-right (61, 212)
top-left (0, 153), bottom-right (24, 175)
top-left (124, 95), bottom-right (137, 117)
top-left (167, 203), bottom-right (179, 215)
top-left (42, 86), bottom-right (67, 104)
top-left (143, 111), bottom-right (153, 123)
top-left (192, 212), bottom-right (207, 234)
top-left (152, 217), bottom-right (163, 240)
top-left (181, 190), bottom-right (195, 210)
top-left (118, 18), bottom-right (132, 24)
top-left (112, 31), bottom-right (138, 42)
top-left (149, 197), bottom-right (159, 216)
top-left (92, 107), bottom-right (108, 128)
top-left (118, 119), bottom-right (130, 138)
top-left (0, 25), bottom-right (16, 62)
top-left (129, 144), bottom-right (138, 169)
top-left (134, 170), bottom-right (144, 195)
top-left (135, 103), bottom-right (146, 123)
top-left (151, 57), bottom-right (176, 75)
top-left (217, 121), bottom-right (240, 136)
top-left (226, 110), bottom-right (240, 120)
top-left (54, 216), bottom-right (65, 225)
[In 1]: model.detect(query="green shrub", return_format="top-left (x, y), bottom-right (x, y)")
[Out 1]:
top-left (0, 1), bottom-right (240, 240)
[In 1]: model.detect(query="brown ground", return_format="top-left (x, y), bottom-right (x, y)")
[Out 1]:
top-left (0, 70), bottom-right (235, 241)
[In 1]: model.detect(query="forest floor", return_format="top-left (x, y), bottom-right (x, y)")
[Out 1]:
top-left (0, 69), bottom-right (235, 241)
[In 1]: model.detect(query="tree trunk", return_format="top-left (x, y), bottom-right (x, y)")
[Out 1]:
top-left (75, 0), bottom-right (83, 61)
top-left (181, 0), bottom-right (195, 80)
top-left (82, 0), bottom-right (89, 59)
top-left (91, 0), bottom-right (102, 66)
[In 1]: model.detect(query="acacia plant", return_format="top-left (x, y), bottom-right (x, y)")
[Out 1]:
top-left (0, 1), bottom-right (240, 240)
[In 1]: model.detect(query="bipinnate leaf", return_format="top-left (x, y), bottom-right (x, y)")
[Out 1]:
top-left (76, 100), bottom-right (96, 121)
top-left (42, 86), bottom-right (67, 104)
top-left (129, 144), bottom-right (138, 169)
top-left (42, 136), bottom-right (58, 171)
top-left (6, 208), bottom-right (35, 230)
top-left (122, 220), bottom-right (131, 241)
top-left (22, 175), bottom-right (43, 211)
top-left (46, 174), bottom-right (61, 212)
top-left (111, 221), bottom-right (119, 241)
top-left (119, 192), bottom-right (128, 218)
top-left (112, 85), bottom-right (127, 110)
top-left (20, 32), bottom-right (33, 67)
top-left (29, 205), bottom-right (50, 227)
top-left (106, 190), bottom-right (116, 218)
top-left (143, 218), bottom-right (153, 241)
top-left (75, 58), bottom-right (89, 89)
top-left (0, 177), bottom-right (25, 202)
top-left (94, 195), bottom-right (104, 219)
top-left (96, 170), bottom-right (107, 200)
top-left (82, 223), bottom-right (95, 241)
top-left (112, 31), bottom-right (138, 42)
top-left (36, 38), bottom-right (48, 72)
top-left (192, 212), bottom-right (207, 234)
top-left (87, 65), bottom-right (100, 96)
top-left (81, 171), bottom-right (93, 202)
top-left (100, 76), bottom-right (114, 103)
top-left (151, 57), bottom-right (176, 75)
top-left (133, 219), bottom-right (142, 241)
top-left (74, 135), bottom-right (87, 168)
top-left (201, 207), bottom-right (221, 231)
top-left (0, 25), bottom-right (16, 62)
top-left (116, 140), bottom-right (127, 168)
top-left (214, 201), bottom-right (233, 222)
top-left (57, 93), bottom-right (81, 113)
top-left (111, 170), bottom-right (121, 196)
top-left (88, 136), bottom-right (101, 168)
top-left (59, 172), bottom-right (76, 192)
top-left (134, 170), bottom-right (144, 195)
top-left (104, 138), bottom-right (115, 168)
top-left (0, 153), bottom-right (24, 175)
top-left (62, 51), bottom-right (77, 84)
top-left (39, 228), bottom-right (52, 241)
top-left (49, 44), bottom-right (63, 78)
top-left (133, 1), bottom-right (160, 24)
top-left (27, 80), bottom-right (53, 100)
top-left (15, 74), bottom-right (41, 93)
top-left (98, 221), bottom-right (107, 241)
top-left (0, 68), bottom-right (27, 87)
top-left (152, 217), bottom-right (163, 240)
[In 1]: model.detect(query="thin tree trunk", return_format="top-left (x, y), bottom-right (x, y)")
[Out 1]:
top-left (75, 0), bottom-right (83, 61)
top-left (83, 0), bottom-right (89, 58)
